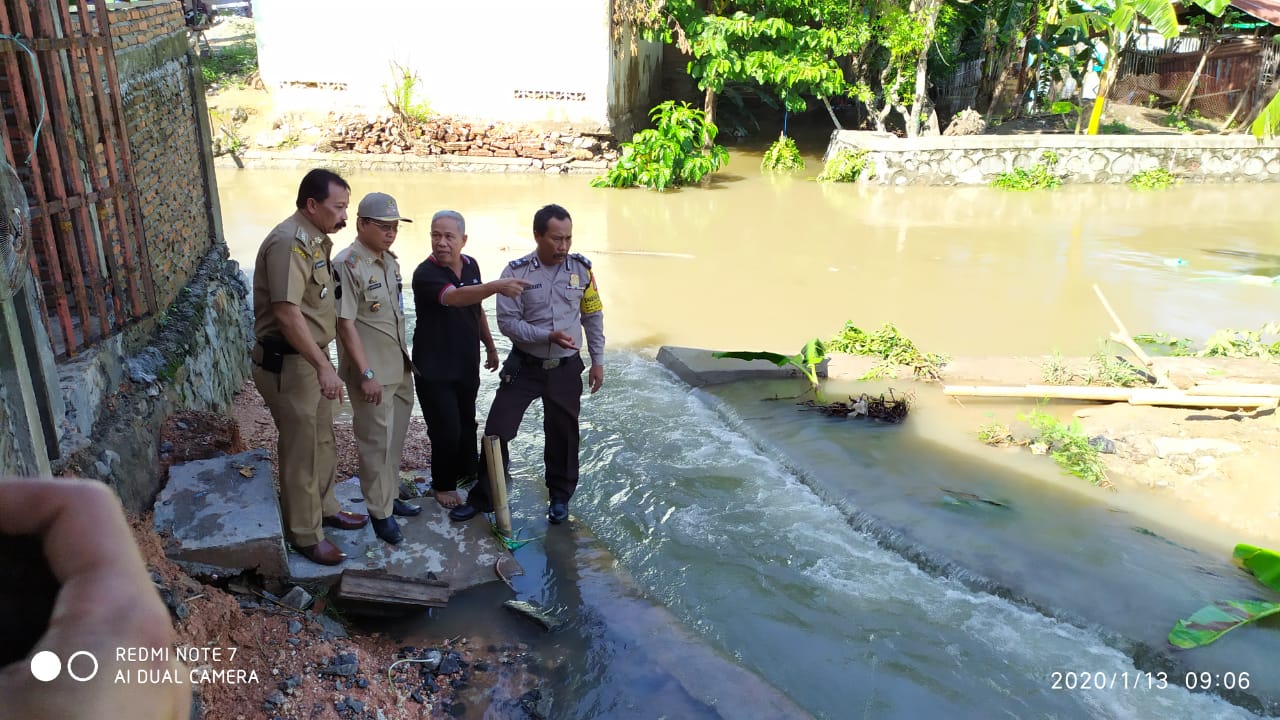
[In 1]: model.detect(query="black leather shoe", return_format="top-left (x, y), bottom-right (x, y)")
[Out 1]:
top-left (548, 500), bottom-right (569, 525)
top-left (448, 504), bottom-right (481, 522)
top-left (371, 516), bottom-right (403, 545)
top-left (392, 498), bottom-right (422, 517)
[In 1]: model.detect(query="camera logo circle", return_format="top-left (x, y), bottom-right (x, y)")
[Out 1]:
top-left (30, 651), bottom-right (60, 682)
top-left (67, 651), bottom-right (99, 681)
top-left (28, 650), bottom-right (98, 682)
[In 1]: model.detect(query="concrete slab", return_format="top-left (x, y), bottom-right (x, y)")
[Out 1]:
top-left (285, 478), bottom-right (386, 585)
top-left (287, 477), bottom-right (518, 594)
top-left (154, 449), bottom-right (288, 577)
top-left (656, 345), bottom-right (829, 388)
top-left (381, 486), bottom-right (515, 597)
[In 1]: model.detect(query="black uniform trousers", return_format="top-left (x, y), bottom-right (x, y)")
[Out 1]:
top-left (466, 352), bottom-right (584, 511)
top-left (414, 377), bottom-right (481, 493)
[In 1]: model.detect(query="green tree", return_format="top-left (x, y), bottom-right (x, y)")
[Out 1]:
top-left (618, 0), bottom-right (871, 129)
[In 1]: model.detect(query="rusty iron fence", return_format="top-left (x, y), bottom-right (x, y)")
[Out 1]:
top-left (1112, 35), bottom-right (1280, 119)
top-left (0, 0), bottom-right (154, 358)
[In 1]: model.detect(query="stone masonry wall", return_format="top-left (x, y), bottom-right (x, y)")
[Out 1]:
top-left (57, 246), bottom-right (252, 513)
top-left (111, 0), bottom-right (217, 310)
top-left (826, 131), bottom-right (1280, 186)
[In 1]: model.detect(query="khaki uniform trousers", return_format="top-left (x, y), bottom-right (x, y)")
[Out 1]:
top-left (253, 354), bottom-right (339, 547)
top-left (346, 362), bottom-right (413, 520)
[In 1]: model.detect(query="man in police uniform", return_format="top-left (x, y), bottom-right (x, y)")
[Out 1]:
top-left (251, 169), bottom-right (368, 567)
top-left (450, 203), bottom-right (605, 525)
top-left (333, 192), bottom-right (422, 545)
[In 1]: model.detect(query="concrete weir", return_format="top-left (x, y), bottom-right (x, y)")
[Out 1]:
top-left (657, 345), bottom-right (1280, 715)
top-left (154, 451), bottom-right (516, 595)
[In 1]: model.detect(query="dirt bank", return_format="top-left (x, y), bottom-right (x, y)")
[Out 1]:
top-left (131, 382), bottom-right (550, 719)
top-left (828, 353), bottom-right (1280, 548)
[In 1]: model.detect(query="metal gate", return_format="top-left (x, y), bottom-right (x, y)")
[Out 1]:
top-left (0, 0), bottom-right (155, 357)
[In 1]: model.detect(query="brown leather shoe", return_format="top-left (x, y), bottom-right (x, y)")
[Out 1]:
top-left (295, 539), bottom-right (346, 566)
top-left (322, 511), bottom-right (369, 530)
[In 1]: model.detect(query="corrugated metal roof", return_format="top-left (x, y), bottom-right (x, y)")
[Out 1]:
top-left (1232, 0), bottom-right (1280, 26)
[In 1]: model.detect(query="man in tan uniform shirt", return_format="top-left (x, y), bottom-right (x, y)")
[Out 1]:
top-left (334, 192), bottom-right (423, 545)
top-left (251, 169), bottom-right (369, 566)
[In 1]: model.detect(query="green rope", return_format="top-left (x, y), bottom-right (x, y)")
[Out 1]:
top-left (0, 34), bottom-right (47, 165)
top-left (489, 520), bottom-right (542, 551)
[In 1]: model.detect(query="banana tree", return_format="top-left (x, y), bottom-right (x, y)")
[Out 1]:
top-left (1057, 0), bottom-right (1229, 135)
top-left (1169, 543), bottom-right (1280, 648)
top-left (713, 338), bottom-right (828, 398)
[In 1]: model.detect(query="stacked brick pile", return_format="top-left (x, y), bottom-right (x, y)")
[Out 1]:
top-left (324, 115), bottom-right (617, 162)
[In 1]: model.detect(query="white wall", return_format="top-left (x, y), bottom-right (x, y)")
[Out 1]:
top-left (254, 0), bottom-right (617, 130)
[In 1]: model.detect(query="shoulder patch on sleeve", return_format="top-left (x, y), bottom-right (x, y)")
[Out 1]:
top-left (508, 257), bottom-right (533, 269)
top-left (569, 252), bottom-right (592, 269)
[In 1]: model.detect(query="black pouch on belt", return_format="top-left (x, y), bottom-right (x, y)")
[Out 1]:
top-left (499, 351), bottom-right (522, 384)
top-left (258, 337), bottom-right (291, 373)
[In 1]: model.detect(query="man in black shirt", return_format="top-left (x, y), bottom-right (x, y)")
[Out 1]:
top-left (411, 210), bottom-right (529, 508)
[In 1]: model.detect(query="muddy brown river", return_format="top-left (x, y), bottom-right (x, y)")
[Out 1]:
top-left (217, 156), bottom-right (1278, 719)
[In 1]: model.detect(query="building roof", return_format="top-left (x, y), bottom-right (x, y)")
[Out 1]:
top-left (1231, 0), bottom-right (1280, 26)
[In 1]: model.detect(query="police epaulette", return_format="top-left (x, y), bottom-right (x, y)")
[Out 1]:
top-left (508, 257), bottom-right (533, 268)
top-left (569, 252), bottom-right (591, 268)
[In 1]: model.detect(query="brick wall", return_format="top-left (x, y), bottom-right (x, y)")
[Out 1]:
top-left (109, 0), bottom-right (216, 311)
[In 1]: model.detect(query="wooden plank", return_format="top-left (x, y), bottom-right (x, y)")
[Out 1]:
top-left (1188, 383), bottom-right (1280, 397)
top-left (944, 385), bottom-right (1133, 401)
top-left (334, 568), bottom-right (449, 609)
top-left (944, 385), bottom-right (1279, 409)
top-left (484, 435), bottom-right (512, 537)
top-left (1128, 390), bottom-right (1278, 410)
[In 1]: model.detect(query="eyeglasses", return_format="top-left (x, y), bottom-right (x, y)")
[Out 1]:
top-left (363, 219), bottom-right (399, 233)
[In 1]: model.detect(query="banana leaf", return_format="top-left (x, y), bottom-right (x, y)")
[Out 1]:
top-left (713, 338), bottom-right (827, 395)
top-left (712, 350), bottom-right (792, 366)
top-left (1168, 599), bottom-right (1280, 648)
top-left (1234, 543), bottom-right (1280, 593)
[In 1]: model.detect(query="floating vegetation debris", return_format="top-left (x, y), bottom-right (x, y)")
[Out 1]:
top-left (801, 390), bottom-right (911, 423)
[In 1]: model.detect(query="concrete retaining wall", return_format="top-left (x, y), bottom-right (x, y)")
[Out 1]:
top-left (825, 130), bottom-right (1280, 186)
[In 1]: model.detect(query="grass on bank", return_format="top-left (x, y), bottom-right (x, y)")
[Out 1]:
top-left (201, 40), bottom-right (257, 89)
top-left (827, 322), bottom-right (948, 381)
top-left (978, 408), bottom-right (1112, 489)
top-left (1136, 324), bottom-right (1280, 361)
top-left (991, 150), bottom-right (1062, 190)
top-left (1040, 347), bottom-right (1152, 387)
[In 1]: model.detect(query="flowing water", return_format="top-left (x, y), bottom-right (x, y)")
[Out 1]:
top-left (217, 156), bottom-right (1279, 718)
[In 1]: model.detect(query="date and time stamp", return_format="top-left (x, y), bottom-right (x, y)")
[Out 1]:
top-left (1050, 670), bottom-right (1251, 692)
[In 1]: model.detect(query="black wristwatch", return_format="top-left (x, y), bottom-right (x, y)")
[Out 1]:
top-left (361, 368), bottom-right (375, 381)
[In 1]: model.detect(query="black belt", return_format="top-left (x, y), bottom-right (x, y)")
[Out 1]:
top-left (257, 337), bottom-right (298, 355)
top-left (514, 348), bottom-right (576, 369)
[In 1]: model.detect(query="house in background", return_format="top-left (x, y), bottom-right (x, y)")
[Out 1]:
top-left (251, 0), bottom-right (662, 137)
top-left (1111, 0), bottom-right (1280, 119)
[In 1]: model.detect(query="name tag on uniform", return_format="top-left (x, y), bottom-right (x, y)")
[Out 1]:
top-left (528, 283), bottom-right (542, 290)
top-left (367, 281), bottom-right (383, 290)
top-left (570, 273), bottom-right (580, 289)
top-left (313, 259), bottom-right (326, 269)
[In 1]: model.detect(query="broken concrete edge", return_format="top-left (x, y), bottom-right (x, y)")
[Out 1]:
top-left (656, 346), bottom-right (1280, 390)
